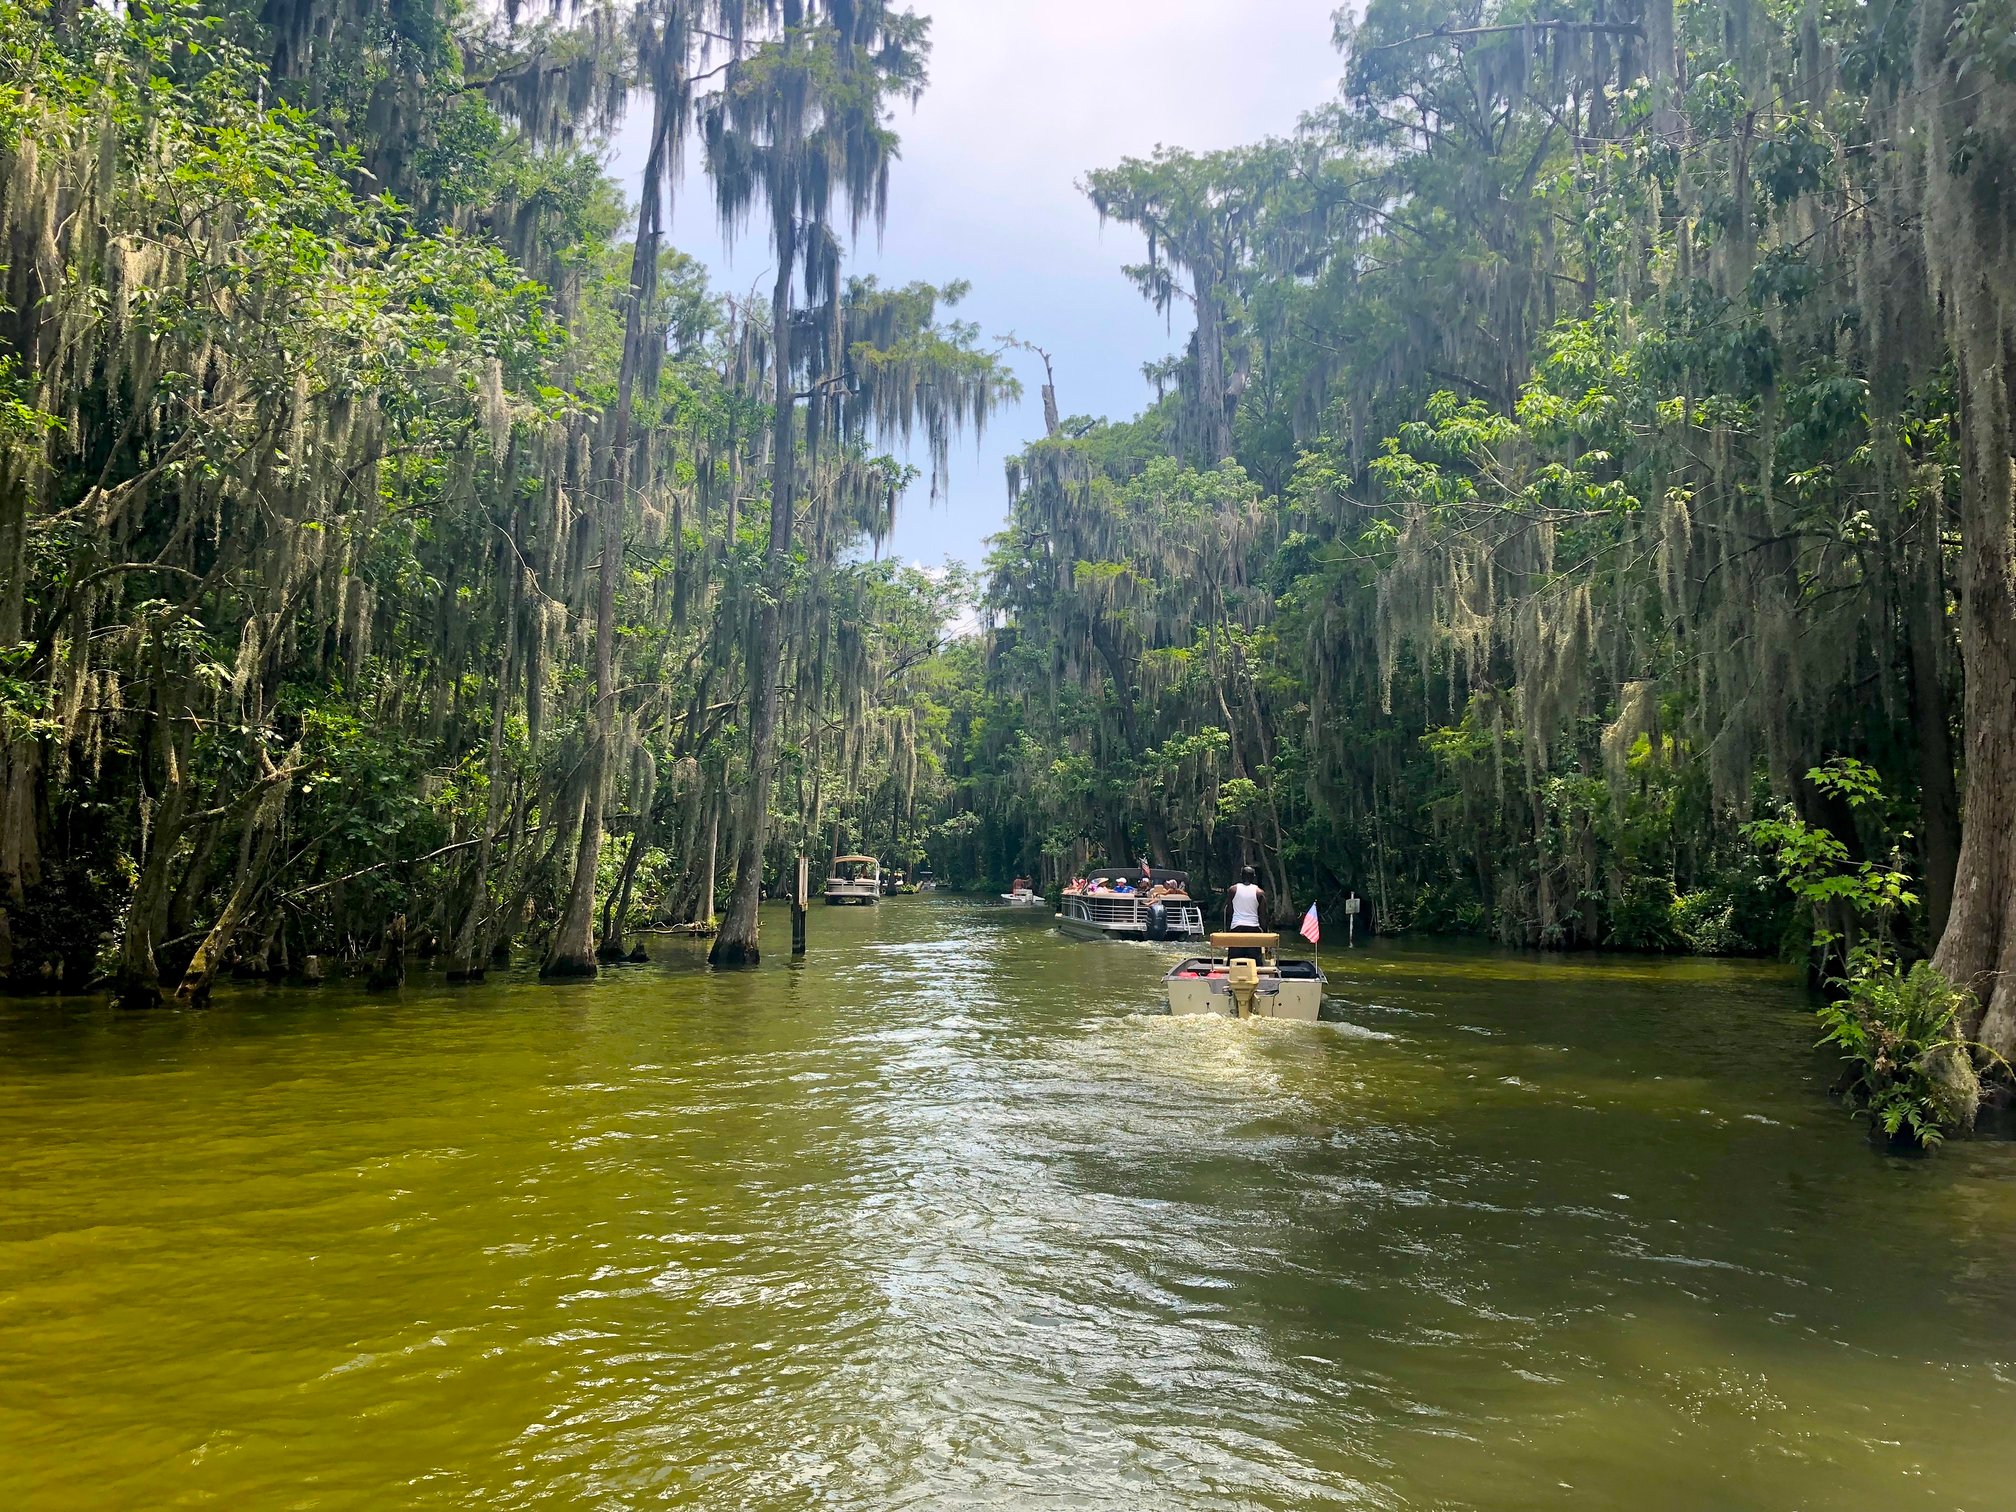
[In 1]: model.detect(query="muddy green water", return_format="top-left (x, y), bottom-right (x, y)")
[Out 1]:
top-left (4, 898), bottom-right (2015, 1510)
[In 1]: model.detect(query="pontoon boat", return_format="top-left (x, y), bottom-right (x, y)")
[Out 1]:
top-left (824, 855), bottom-right (881, 905)
top-left (1057, 866), bottom-right (1205, 941)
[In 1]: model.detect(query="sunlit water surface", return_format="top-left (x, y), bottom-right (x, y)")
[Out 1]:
top-left (4, 898), bottom-right (2015, 1509)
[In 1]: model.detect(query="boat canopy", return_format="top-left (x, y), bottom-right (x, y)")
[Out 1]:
top-left (1082, 864), bottom-right (1189, 888)
top-left (830, 855), bottom-right (880, 877)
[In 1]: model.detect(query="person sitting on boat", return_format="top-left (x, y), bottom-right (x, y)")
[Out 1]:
top-left (1225, 866), bottom-right (1265, 958)
top-left (1113, 878), bottom-right (1136, 895)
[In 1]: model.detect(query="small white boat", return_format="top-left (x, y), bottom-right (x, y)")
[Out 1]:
top-left (1000, 885), bottom-right (1047, 907)
top-left (824, 854), bottom-right (881, 905)
top-left (1164, 932), bottom-right (1326, 1021)
top-left (1058, 865), bottom-right (1206, 941)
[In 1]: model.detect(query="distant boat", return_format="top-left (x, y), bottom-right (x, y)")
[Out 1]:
top-left (1057, 865), bottom-right (1205, 941)
top-left (999, 881), bottom-right (1046, 907)
top-left (823, 855), bottom-right (881, 905)
top-left (1164, 932), bottom-right (1325, 1020)
top-left (913, 870), bottom-right (938, 892)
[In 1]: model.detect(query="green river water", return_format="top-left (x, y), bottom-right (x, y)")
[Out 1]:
top-left (4, 896), bottom-right (2015, 1510)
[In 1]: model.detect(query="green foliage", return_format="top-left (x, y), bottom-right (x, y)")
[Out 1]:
top-left (1608, 877), bottom-right (1683, 953)
top-left (1744, 760), bottom-right (1918, 965)
top-left (1816, 964), bottom-right (1985, 1148)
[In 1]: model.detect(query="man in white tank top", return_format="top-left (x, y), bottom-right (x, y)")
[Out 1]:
top-left (1227, 866), bottom-right (1264, 930)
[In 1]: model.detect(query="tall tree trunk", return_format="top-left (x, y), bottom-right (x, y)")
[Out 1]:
top-left (543, 581), bottom-right (613, 979)
top-left (0, 732), bottom-right (41, 904)
top-left (0, 462), bottom-right (25, 647)
top-left (448, 575), bottom-right (518, 981)
top-left (115, 694), bottom-right (192, 1008)
top-left (1194, 272), bottom-right (1231, 465)
top-left (544, 96), bottom-right (672, 980)
top-left (116, 785), bottom-right (186, 1009)
top-left (601, 758), bottom-right (655, 961)
top-left (174, 812), bottom-right (279, 1007)
top-left (1929, 353), bottom-right (2016, 1063)
top-left (698, 789), bottom-right (720, 926)
top-left (712, 249), bottom-right (796, 966)
top-left (1142, 809), bottom-right (1173, 870)
top-left (1919, 4), bottom-right (2016, 1073)
top-left (1907, 518), bottom-right (1961, 943)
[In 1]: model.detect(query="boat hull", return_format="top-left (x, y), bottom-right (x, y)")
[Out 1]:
top-left (1056, 897), bottom-right (1205, 941)
top-left (823, 884), bottom-right (879, 905)
top-left (1057, 912), bottom-right (1135, 940)
top-left (1163, 960), bottom-right (1326, 1020)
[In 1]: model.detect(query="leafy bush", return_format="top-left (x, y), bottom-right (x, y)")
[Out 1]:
top-left (1671, 888), bottom-right (1745, 954)
top-left (1608, 875), bottom-right (1682, 950)
top-left (1408, 880), bottom-right (1487, 935)
top-left (1816, 963), bottom-right (1986, 1148)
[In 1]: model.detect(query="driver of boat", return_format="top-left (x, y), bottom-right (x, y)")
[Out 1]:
top-left (1225, 866), bottom-right (1265, 958)
top-left (1113, 878), bottom-right (1135, 895)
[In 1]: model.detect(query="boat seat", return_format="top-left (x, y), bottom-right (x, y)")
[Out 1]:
top-left (1210, 932), bottom-right (1279, 950)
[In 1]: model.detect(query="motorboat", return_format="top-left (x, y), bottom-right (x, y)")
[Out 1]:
top-left (914, 871), bottom-right (938, 893)
top-left (1164, 932), bottom-right (1326, 1020)
top-left (1000, 880), bottom-right (1047, 907)
top-left (823, 854), bottom-right (881, 905)
top-left (1057, 865), bottom-right (1205, 941)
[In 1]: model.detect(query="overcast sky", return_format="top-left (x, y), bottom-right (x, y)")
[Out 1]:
top-left (613, 1), bottom-right (1346, 570)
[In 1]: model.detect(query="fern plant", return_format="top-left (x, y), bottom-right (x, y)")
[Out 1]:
top-left (1815, 962), bottom-right (1988, 1148)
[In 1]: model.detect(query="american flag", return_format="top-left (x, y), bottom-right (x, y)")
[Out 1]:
top-left (1299, 903), bottom-right (1320, 945)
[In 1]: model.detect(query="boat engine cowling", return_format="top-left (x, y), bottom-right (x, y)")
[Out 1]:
top-left (1227, 955), bottom-right (1261, 1017)
top-left (1145, 900), bottom-right (1169, 940)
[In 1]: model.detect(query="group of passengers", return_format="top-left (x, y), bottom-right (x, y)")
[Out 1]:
top-left (1060, 873), bottom-right (1189, 900)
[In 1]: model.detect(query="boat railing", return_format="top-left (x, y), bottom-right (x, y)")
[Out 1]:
top-left (1064, 894), bottom-right (1205, 931)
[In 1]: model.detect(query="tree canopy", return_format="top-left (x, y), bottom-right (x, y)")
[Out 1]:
top-left (2, 0), bottom-right (2012, 1136)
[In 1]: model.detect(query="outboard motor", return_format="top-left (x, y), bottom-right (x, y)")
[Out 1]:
top-left (1146, 900), bottom-right (1169, 941)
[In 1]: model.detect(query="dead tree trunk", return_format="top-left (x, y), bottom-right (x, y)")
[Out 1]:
top-left (367, 914), bottom-right (407, 992)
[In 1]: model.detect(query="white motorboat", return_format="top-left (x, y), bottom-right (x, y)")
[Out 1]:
top-left (1000, 885), bottom-right (1047, 907)
top-left (1057, 865), bottom-right (1205, 941)
top-left (823, 854), bottom-right (881, 905)
top-left (1163, 932), bottom-right (1326, 1020)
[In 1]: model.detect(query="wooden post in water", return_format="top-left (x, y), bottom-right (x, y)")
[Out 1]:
top-left (791, 855), bottom-right (808, 956)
